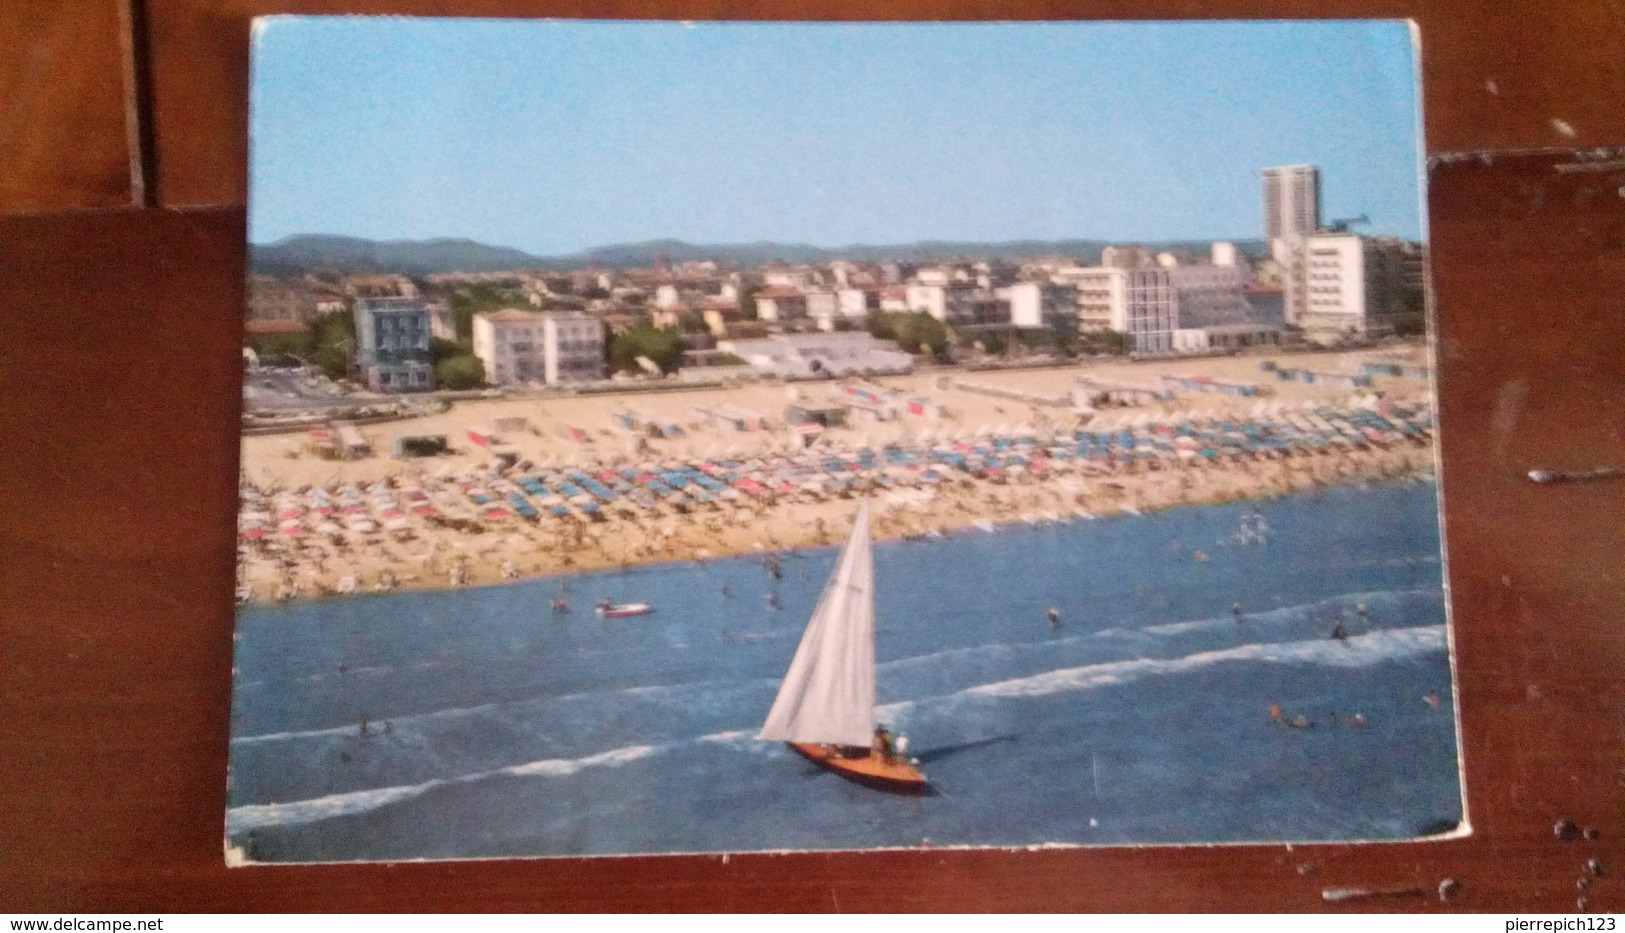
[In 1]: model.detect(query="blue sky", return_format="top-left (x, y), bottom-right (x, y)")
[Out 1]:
top-left (249, 18), bottom-right (1424, 254)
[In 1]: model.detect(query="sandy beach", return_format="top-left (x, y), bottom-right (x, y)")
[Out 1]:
top-left (237, 345), bottom-right (1436, 603)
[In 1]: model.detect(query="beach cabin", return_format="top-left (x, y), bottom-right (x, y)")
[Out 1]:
top-left (1160, 373), bottom-right (1267, 397)
top-left (786, 402), bottom-right (849, 431)
top-left (493, 416), bottom-right (531, 434)
top-left (1361, 360), bottom-right (1432, 381)
top-left (391, 433), bottom-right (449, 458)
top-left (1073, 377), bottom-right (1172, 408)
top-left (1271, 367), bottom-right (1372, 390)
top-left (333, 421), bottom-right (372, 460)
top-left (646, 419), bottom-right (684, 439)
top-left (710, 405), bottom-right (766, 432)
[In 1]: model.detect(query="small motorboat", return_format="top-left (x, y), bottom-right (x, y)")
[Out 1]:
top-left (596, 602), bottom-right (652, 618)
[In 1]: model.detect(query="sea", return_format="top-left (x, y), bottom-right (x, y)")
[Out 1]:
top-left (226, 481), bottom-right (1463, 863)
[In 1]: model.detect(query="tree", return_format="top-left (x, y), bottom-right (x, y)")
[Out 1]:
top-left (308, 309), bottom-right (357, 381)
top-left (738, 284), bottom-right (760, 321)
top-left (431, 337), bottom-right (471, 364)
top-left (607, 323), bottom-right (684, 374)
top-left (245, 330), bottom-right (317, 362)
top-left (450, 284), bottom-right (520, 341)
top-left (435, 354), bottom-right (486, 390)
top-left (869, 311), bottom-right (949, 362)
top-left (1076, 329), bottom-right (1129, 356)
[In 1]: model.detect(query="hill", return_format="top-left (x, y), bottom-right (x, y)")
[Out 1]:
top-left (250, 234), bottom-right (1270, 276)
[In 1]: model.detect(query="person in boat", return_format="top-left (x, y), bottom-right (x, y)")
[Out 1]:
top-left (872, 726), bottom-right (896, 763)
top-left (596, 598), bottom-right (612, 612)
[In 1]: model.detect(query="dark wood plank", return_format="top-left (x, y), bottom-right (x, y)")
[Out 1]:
top-left (0, 1), bottom-right (134, 212)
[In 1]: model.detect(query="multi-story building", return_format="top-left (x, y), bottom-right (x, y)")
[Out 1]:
top-left (804, 289), bottom-right (841, 331)
top-left (473, 309), bottom-right (546, 385)
top-left (1298, 233), bottom-right (1427, 344)
top-left (540, 310), bottom-right (606, 384)
top-left (1263, 164), bottom-right (1321, 262)
top-left (904, 283), bottom-right (1002, 324)
top-left (835, 287), bottom-right (878, 321)
top-left (473, 308), bottom-right (605, 386)
top-left (754, 286), bottom-right (808, 324)
top-left (1004, 282), bottom-right (1076, 330)
top-left (1167, 265), bottom-right (1252, 329)
top-left (1055, 267), bottom-right (1176, 353)
top-left (246, 276), bottom-right (316, 325)
top-left (355, 297), bottom-right (434, 391)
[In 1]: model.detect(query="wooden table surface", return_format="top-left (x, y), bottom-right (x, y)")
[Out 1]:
top-left (2, 0), bottom-right (1623, 913)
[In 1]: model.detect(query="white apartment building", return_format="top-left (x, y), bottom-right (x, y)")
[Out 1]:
top-left (540, 310), bottom-right (606, 384)
top-left (1298, 233), bottom-right (1426, 344)
top-left (903, 283), bottom-right (999, 325)
top-left (836, 287), bottom-right (877, 320)
top-left (804, 289), bottom-right (840, 331)
top-left (473, 309), bottom-right (545, 385)
top-left (1004, 282), bottom-right (1076, 329)
top-left (905, 283), bottom-right (948, 320)
top-left (473, 309), bottom-right (604, 386)
top-left (1055, 267), bottom-right (1176, 353)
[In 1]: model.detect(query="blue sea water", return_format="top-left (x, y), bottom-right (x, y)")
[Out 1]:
top-left (227, 482), bottom-right (1463, 862)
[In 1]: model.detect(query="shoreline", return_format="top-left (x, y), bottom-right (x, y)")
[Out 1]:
top-left (238, 443), bottom-right (1435, 606)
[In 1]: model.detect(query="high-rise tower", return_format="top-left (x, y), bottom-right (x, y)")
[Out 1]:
top-left (1262, 164), bottom-right (1321, 262)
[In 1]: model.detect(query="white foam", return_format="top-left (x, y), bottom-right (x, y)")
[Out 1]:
top-left (227, 731), bottom-right (770, 836)
top-left (228, 742), bottom-right (664, 835)
top-left (966, 626), bottom-right (1444, 701)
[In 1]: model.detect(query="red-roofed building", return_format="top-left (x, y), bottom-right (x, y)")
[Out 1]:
top-left (754, 286), bottom-right (807, 324)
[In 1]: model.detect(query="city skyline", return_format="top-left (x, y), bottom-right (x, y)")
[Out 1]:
top-left (250, 18), bottom-right (1425, 254)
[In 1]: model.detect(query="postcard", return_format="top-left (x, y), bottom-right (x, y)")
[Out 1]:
top-left (229, 17), bottom-right (1460, 864)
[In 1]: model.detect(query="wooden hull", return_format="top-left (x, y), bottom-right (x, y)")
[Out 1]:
top-left (787, 742), bottom-right (929, 795)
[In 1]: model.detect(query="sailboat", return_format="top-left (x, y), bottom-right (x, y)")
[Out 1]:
top-left (759, 500), bottom-right (928, 795)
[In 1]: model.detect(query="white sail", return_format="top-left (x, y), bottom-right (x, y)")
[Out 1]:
top-left (759, 501), bottom-right (876, 747)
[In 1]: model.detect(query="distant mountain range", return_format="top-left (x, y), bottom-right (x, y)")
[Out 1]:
top-left (250, 234), bottom-right (1271, 277)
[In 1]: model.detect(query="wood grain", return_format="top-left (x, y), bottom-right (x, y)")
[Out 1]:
top-left (0, 1), bottom-right (134, 212)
